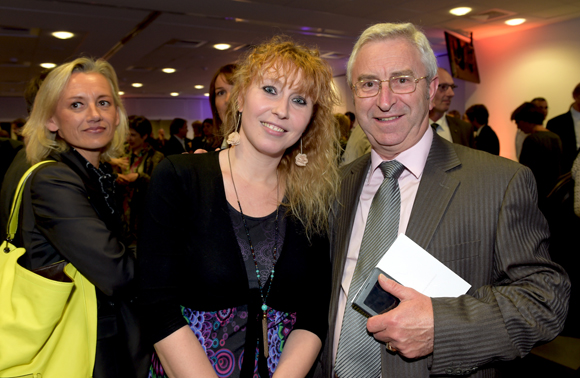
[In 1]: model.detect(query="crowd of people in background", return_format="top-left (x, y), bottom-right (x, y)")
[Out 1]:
top-left (0, 22), bottom-right (578, 378)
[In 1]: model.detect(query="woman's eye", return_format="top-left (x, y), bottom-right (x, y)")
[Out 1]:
top-left (99, 100), bottom-right (111, 106)
top-left (216, 90), bottom-right (226, 96)
top-left (293, 97), bottom-right (307, 105)
top-left (263, 86), bottom-right (277, 95)
top-left (71, 102), bottom-right (82, 109)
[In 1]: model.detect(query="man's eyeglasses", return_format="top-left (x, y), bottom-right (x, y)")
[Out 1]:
top-left (352, 75), bottom-right (427, 98)
top-left (438, 84), bottom-right (458, 92)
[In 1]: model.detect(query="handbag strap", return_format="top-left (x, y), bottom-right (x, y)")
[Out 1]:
top-left (4, 160), bottom-right (55, 246)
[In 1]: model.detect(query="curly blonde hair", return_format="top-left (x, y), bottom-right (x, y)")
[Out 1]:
top-left (222, 36), bottom-right (340, 236)
top-left (23, 57), bottom-right (128, 164)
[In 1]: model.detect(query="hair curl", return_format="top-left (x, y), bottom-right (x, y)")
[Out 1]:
top-left (23, 57), bottom-right (128, 164)
top-left (222, 36), bottom-right (340, 237)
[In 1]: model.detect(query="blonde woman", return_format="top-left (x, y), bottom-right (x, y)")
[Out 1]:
top-left (1, 57), bottom-right (148, 377)
top-left (139, 37), bottom-right (339, 378)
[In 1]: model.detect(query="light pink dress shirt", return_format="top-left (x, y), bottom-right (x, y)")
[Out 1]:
top-left (332, 127), bottom-right (434, 367)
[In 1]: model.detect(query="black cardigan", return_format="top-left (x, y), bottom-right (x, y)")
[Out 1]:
top-left (138, 151), bottom-right (331, 373)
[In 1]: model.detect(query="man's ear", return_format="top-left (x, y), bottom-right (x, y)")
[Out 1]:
top-left (428, 76), bottom-right (439, 110)
top-left (47, 117), bottom-right (59, 132)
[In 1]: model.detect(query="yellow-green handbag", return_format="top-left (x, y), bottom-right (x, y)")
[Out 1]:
top-left (0, 161), bottom-right (98, 378)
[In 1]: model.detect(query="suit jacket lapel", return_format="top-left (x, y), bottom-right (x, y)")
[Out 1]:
top-left (406, 135), bottom-right (461, 250)
top-left (324, 154), bottom-right (370, 372)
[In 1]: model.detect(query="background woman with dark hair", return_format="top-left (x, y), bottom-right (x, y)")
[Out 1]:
top-left (117, 115), bottom-right (164, 244)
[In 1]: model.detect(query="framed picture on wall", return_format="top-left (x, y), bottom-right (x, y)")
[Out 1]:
top-left (445, 31), bottom-right (480, 84)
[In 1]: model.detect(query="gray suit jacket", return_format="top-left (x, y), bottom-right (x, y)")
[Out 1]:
top-left (316, 134), bottom-right (570, 377)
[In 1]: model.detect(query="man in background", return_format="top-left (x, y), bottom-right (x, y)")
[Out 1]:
top-left (547, 83), bottom-right (580, 172)
top-left (429, 67), bottom-right (474, 148)
top-left (465, 104), bottom-right (499, 155)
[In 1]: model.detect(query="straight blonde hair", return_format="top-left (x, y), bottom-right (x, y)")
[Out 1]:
top-left (24, 57), bottom-right (128, 164)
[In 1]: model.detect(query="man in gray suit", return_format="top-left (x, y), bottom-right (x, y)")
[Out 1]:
top-left (429, 67), bottom-right (474, 148)
top-left (316, 22), bottom-right (570, 378)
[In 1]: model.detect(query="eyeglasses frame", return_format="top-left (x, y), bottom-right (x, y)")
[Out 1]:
top-left (352, 75), bottom-right (428, 98)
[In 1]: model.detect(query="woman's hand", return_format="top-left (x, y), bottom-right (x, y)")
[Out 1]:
top-left (109, 157), bottom-right (130, 171)
top-left (117, 172), bottom-right (139, 184)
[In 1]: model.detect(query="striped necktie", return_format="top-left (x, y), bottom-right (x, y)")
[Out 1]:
top-left (335, 159), bottom-right (405, 378)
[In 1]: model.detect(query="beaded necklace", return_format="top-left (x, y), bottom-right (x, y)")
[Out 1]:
top-left (228, 147), bottom-right (279, 358)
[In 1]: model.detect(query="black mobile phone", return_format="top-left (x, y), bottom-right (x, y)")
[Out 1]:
top-left (352, 267), bottom-right (400, 317)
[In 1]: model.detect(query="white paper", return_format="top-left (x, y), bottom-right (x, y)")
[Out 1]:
top-left (376, 234), bottom-right (471, 297)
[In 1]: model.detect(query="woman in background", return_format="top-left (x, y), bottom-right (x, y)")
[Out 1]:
top-left (139, 37), bottom-right (339, 378)
top-left (117, 115), bottom-right (164, 245)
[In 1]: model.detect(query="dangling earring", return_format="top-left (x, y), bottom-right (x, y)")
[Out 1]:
top-left (227, 111), bottom-right (241, 146)
top-left (295, 138), bottom-right (308, 166)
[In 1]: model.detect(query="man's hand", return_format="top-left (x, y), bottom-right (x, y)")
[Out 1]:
top-left (366, 275), bottom-right (434, 359)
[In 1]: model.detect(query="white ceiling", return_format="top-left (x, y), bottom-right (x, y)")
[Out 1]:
top-left (1, 0), bottom-right (579, 99)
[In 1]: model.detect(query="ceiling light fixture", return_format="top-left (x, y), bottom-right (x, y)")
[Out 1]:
top-left (204, 93), bottom-right (210, 97)
top-left (40, 63), bottom-right (56, 69)
top-left (449, 7), bottom-right (472, 16)
top-left (505, 18), bottom-right (526, 25)
top-left (118, 91), bottom-right (125, 96)
top-left (170, 92), bottom-right (179, 96)
top-left (213, 43), bottom-right (231, 50)
top-left (194, 85), bottom-right (204, 89)
top-left (52, 31), bottom-right (74, 39)
top-left (162, 68), bottom-right (176, 73)
top-left (132, 83), bottom-right (143, 88)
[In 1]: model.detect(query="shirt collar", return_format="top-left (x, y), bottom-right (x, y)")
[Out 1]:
top-left (368, 126), bottom-right (433, 183)
top-left (429, 112), bottom-right (448, 129)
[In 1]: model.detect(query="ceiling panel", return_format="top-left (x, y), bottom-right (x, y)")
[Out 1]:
top-left (0, 0), bottom-right (578, 98)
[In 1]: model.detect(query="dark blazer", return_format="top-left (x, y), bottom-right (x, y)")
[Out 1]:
top-left (447, 115), bottom-right (475, 148)
top-left (1, 149), bottom-right (148, 378)
top-left (475, 125), bottom-right (500, 155)
top-left (547, 110), bottom-right (578, 172)
top-left (138, 152), bottom-right (331, 376)
top-left (163, 135), bottom-right (191, 156)
top-left (316, 134), bottom-right (570, 378)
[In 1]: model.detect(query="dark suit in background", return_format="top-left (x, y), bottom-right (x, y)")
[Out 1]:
top-left (163, 135), bottom-right (191, 156)
top-left (318, 134), bottom-right (570, 378)
top-left (547, 110), bottom-right (578, 172)
top-left (475, 125), bottom-right (500, 155)
top-left (446, 115), bottom-right (475, 148)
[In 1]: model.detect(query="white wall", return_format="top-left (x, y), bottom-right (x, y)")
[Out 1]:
top-left (462, 17), bottom-right (580, 160)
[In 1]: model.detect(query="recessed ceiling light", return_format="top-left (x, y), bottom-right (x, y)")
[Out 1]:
top-left (40, 63), bottom-right (56, 69)
top-left (449, 7), bottom-right (472, 16)
top-left (505, 18), bottom-right (526, 26)
top-left (213, 43), bottom-right (231, 51)
top-left (162, 68), bottom-right (176, 73)
top-left (194, 85), bottom-right (204, 89)
top-left (52, 31), bottom-right (74, 39)
top-left (118, 91), bottom-right (125, 96)
top-left (170, 92), bottom-right (179, 96)
top-left (132, 83), bottom-right (143, 88)
top-left (204, 93), bottom-right (210, 97)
